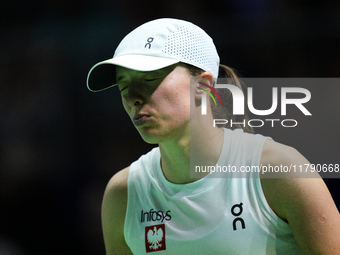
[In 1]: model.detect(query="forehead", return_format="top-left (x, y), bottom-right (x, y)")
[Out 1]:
top-left (116, 64), bottom-right (182, 82)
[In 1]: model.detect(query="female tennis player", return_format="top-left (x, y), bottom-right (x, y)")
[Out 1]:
top-left (87, 18), bottom-right (340, 254)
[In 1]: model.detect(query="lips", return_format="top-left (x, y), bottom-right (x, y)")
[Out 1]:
top-left (133, 114), bottom-right (151, 126)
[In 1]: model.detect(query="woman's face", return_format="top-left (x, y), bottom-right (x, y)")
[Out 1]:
top-left (116, 64), bottom-right (192, 144)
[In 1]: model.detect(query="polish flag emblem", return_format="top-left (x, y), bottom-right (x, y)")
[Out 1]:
top-left (145, 224), bottom-right (166, 252)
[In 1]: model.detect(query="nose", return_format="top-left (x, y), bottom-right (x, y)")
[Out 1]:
top-left (132, 97), bottom-right (143, 106)
top-left (123, 87), bottom-right (145, 107)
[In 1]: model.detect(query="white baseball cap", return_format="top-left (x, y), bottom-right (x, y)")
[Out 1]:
top-left (87, 18), bottom-right (220, 92)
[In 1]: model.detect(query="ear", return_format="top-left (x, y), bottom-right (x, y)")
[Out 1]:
top-left (195, 72), bottom-right (214, 100)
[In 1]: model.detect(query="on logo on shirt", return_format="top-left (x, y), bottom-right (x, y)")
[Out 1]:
top-left (145, 224), bottom-right (166, 253)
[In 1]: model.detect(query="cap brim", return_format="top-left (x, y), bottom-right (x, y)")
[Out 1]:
top-left (87, 55), bottom-right (180, 92)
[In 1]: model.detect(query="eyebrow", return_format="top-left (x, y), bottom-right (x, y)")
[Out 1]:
top-left (116, 75), bottom-right (124, 83)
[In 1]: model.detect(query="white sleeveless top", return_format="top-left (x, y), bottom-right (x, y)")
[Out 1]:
top-left (124, 128), bottom-right (303, 254)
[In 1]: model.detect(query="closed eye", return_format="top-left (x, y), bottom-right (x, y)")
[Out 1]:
top-left (119, 86), bottom-right (129, 92)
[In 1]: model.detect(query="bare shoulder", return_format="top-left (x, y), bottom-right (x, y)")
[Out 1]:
top-left (102, 166), bottom-right (133, 255)
top-left (259, 139), bottom-right (340, 254)
top-left (102, 166), bottom-right (130, 227)
top-left (260, 139), bottom-right (308, 170)
top-left (104, 166), bottom-right (130, 197)
top-left (260, 140), bottom-right (312, 217)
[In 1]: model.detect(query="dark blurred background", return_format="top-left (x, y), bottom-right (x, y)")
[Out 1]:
top-left (0, 0), bottom-right (339, 254)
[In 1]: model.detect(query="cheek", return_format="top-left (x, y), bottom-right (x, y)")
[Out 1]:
top-left (159, 86), bottom-right (191, 118)
top-left (121, 96), bottom-right (130, 114)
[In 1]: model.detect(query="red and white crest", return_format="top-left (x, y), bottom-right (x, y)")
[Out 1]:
top-left (145, 224), bottom-right (166, 253)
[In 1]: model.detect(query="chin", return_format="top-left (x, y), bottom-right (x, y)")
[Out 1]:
top-left (140, 135), bottom-right (162, 145)
top-left (137, 123), bottom-right (188, 145)
top-left (137, 129), bottom-right (163, 145)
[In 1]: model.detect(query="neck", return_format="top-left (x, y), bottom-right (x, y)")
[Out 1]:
top-left (159, 125), bottom-right (224, 184)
